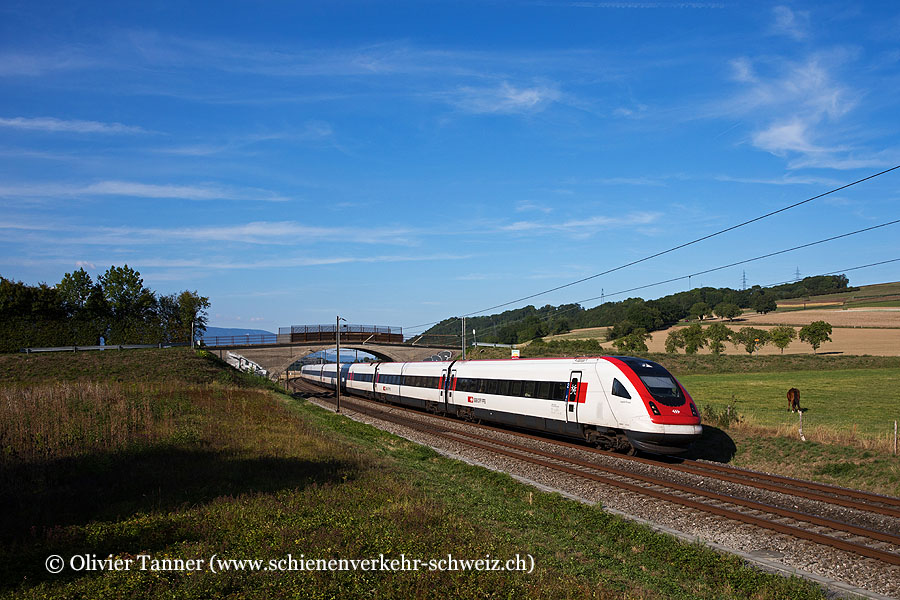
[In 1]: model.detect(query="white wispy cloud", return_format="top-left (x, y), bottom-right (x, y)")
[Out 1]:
top-left (714, 173), bottom-right (841, 186)
top-left (0, 116), bottom-right (147, 134)
top-left (0, 51), bottom-right (99, 76)
top-left (0, 180), bottom-right (290, 202)
top-left (499, 211), bottom-right (660, 235)
top-left (719, 49), bottom-right (883, 170)
top-left (5, 253), bottom-right (473, 271)
top-left (450, 82), bottom-right (561, 114)
top-left (515, 201), bottom-right (554, 213)
top-left (0, 220), bottom-right (418, 247)
top-left (770, 6), bottom-right (810, 40)
top-left (154, 121), bottom-right (334, 156)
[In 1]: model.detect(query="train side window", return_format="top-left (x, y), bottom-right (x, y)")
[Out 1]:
top-left (476, 379), bottom-right (486, 394)
top-left (522, 381), bottom-right (535, 398)
top-left (612, 378), bottom-right (631, 399)
top-left (550, 382), bottom-right (567, 401)
top-left (497, 380), bottom-right (510, 396)
top-left (484, 379), bottom-right (496, 395)
top-left (509, 380), bottom-right (523, 397)
top-left (536, 381), bottom-right (551, 399)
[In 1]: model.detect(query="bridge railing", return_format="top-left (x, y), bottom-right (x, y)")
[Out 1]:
top-left (277, 324), bottom-right (403, 344)
top-left (201, 334), bottom-right (278, 347)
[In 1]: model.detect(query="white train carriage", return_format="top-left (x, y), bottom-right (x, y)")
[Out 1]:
top-left (301, 356), bottom-right (701, 455)
top-left (346, 362), bottom-right (377, 398)
top-left (393, 361), bottom-right (446, 410)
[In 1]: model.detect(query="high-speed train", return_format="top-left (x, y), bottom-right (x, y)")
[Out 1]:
top-left (299, 356), bottom-right (702, 455)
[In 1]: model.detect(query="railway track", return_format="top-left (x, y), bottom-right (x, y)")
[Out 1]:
top-left (290, 379), bottom-right (900, 572)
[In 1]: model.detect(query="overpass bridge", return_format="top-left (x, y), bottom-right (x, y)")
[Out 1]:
top-left (203, 324), bottom-right (458, 380)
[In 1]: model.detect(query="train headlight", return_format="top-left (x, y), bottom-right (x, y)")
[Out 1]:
top-left (689, 402), bottom-right (699, 417)
top-left (648, 401), bottom-right (661, 416)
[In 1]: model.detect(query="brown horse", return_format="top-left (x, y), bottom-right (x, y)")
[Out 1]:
top-left (787, 388), bottom-right (801, 413)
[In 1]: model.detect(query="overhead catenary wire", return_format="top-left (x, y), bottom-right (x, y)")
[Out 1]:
top-left (457, 255), bottom-right (900, 344)
top-left (417, 217), bottom-right (900, 341)
top-left (404, 164), bottom-right (900, 332)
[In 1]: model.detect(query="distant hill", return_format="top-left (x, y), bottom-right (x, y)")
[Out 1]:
top-left (204, 327), bottom-right (275, 338)
top-left (419, 274), bottom-right (858, 345)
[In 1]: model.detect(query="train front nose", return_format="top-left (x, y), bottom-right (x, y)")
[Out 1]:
top-left (625, 424), bottom-right (703, 455)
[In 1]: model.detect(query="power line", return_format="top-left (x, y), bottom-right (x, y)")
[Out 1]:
top-left (426, 218), bottom-right (900, 341)
top-left (575, 218), bottom-right (900, 305)
top-left (405, 164), bottom-right (900, 331)
top-left (474, 255), bottom-right (900, 344)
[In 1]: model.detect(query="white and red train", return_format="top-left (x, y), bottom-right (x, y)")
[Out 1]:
top-left (299, 356), bottom-right (702, 455)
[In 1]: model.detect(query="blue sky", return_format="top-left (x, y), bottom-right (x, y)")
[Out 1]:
top-left (1, 1), bottom-right (899, 337)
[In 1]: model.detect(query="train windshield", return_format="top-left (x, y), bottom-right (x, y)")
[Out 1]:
top-left (637, 375), bottom-right (684, 407)
top-left (614, 357), bottom-right (685, 407)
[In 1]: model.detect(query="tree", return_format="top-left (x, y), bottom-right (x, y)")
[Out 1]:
top-left (98, 264), bottom-right (157, 343)
top-left (705, 323), bottom-right (733, 355)
top-left (57, 268), bottom-right (94, 314)
top-left (689, 302), bottom-right (712, 321)
top-left (177, 290), bottom-right (211, 343)
top-left (752, 292), bottom-right (777, 314)
top-left (713, 302), bottom-right (741, 322)
top-left (551, 318), bottom-right (571, 335)
top-left (799, 321), bottom-right (832, 354)
top-left (625, 299), bottom-right (663, 332)
top-left (681, 323), bottom-right (707, 354)
top-left (769, 326), bottom-right (797, 354)
top-left (665, 329), bottom-right (685, 354)
top-left (612, 328), bottom-right (650, 354)
top-left (732, 327), bottom-right (770, 355)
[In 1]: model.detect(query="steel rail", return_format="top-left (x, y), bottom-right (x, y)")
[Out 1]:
top-left (324, 393), bottom-right (900, 566)
top-left (321, 384), bottom-right (900, 516)
top-left (291, 378), bottom-right (900, 517)
top-left (327, 395), bottom-right (900, 548)
top-left (296, 384), bottom-right (900, 567)
top-left (671, 457), bottom-right (900, 509)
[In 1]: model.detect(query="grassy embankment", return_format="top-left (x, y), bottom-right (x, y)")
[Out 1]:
top-left (0, 348), bottom-right (827, 599)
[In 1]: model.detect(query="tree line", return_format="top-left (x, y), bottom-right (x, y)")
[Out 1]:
top-left (418, 275), bottom-right (853, 345)
top-left (0, 266), bottom-right (209, 352)
top-left (600, 321), bottom-right (833, 355)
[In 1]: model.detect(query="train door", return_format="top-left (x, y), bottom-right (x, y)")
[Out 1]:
top-left (339, 363), bottom-right (351, 394)
top-left (373, 364), bottom-right (382, 402)
top-left (447, 369), bottom-right (457, 406)
top-left (440, 368), bottom-right (448, 408)
top-left (566, 371), bottom-right (582, 423)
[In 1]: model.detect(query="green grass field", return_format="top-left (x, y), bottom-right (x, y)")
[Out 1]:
top-left (679, 367), bottom-right (900, 496)
top-left (679, 368), bottom-right (900, 439)
top-left (0, 348), bottom-right (827, 599)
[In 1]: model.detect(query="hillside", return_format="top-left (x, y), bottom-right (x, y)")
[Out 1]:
top-left (418, 275), bottom-right (857, 346)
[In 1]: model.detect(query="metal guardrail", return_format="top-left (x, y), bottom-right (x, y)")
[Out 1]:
top-left (201, 334), bottom-right (278, 347)
top-left (22, 343), bottom-right (186, 353)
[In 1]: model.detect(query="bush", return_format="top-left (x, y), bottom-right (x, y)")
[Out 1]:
top-left (700, 396), bottom-right (742, 429)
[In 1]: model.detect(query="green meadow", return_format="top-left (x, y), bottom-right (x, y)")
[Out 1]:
top-left (0, 348), bottom-right (826, 599)
top-left (679, 368), bottom-right (900, 439)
